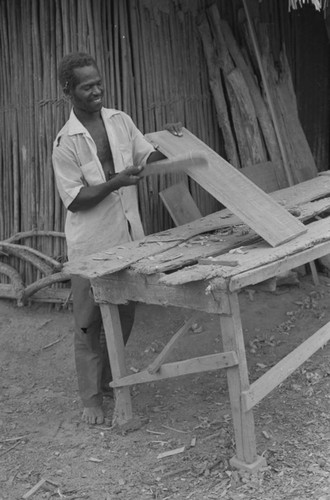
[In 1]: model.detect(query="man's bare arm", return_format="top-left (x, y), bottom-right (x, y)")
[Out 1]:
top-left (68, 166), bottom-right (143, 212)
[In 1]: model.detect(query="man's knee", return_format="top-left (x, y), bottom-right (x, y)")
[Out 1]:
top-left (71, 275), bottom-right (101, 331)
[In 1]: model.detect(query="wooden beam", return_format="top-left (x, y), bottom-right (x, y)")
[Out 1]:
top-left (110, 351), bottom-right (238, 387)
top-left (92, 272), bottom-right (230, 314)
top-left (147, 313), bottom-right (200, 374)
top-left (242, 320), bottom-right (330, 412)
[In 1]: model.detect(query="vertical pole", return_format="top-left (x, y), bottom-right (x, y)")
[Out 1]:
top-left (220, 292), bottom-right (266, 471)
top-left (100, 303), bottom-right (133, 425)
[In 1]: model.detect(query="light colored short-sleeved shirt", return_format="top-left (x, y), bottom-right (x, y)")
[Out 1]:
top-left (52, 108), bottom-right (155, 260)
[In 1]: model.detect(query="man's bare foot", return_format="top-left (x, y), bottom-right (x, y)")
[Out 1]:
top-left (82, 406), bottom-right (104, 425)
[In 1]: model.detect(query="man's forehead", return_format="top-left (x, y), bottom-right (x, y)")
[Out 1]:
top-left (73, 65), bottom-right (101, 84)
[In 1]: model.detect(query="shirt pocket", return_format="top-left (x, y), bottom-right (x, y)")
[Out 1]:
top-left (119, 145), bottom-right (133, 168)
top-left (80, 160), bottom-right (104, 186)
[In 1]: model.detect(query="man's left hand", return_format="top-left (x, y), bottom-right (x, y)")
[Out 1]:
top-left (164, 122), bottom-right (183, 137)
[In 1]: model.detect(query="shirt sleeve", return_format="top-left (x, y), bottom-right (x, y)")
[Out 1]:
top-left (121, 113), bottom-right (155, 166)
top-left (52, 135), bottom-right (84, 209)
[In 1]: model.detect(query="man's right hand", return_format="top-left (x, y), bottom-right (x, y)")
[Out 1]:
top-left (115, 165), bottom-right (144, 186)
top-left (68, 165), bottom-right (144, 212)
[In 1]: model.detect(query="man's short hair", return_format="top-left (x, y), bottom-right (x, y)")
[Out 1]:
top-left (58, 52), bottom-right (99, 94)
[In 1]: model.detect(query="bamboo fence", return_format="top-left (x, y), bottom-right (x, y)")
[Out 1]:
top-left (0, 0), bottom-right (329, 288)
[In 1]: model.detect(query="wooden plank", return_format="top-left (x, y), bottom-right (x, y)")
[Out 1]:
top-left (242, 320), bottom-right (330, 412)
top-left (133, 232), bottom-right (256, 276)
top-left (110, 351), bottom-right (238, 387)
top-left (64, 186), bottom-right (330, 281)
top-left (146, 128), bottom-right (306, 247)
top-left (159, 218), bottom-right (330, 287)
top-left (162, 238), bottom-right (330, 291)
top-left (198, 258), bottom-right (239, 267)
top-left (272, 175), bottom-right (330, 205)
top-left (159, 182), bottom-right (202, 226)
top-left (133, 197), bottom-right (330, 276)
top-left (220, 19), bottom-right (287, 188)
top-left (140, 152), bottom-right (208, 178)
top-left (229, 239), bottom-right (330, 292)
top-left (64, 212), bottom-right (243, 279)
top-left (242, 0), bottom-right (295, 187)
top-left (147, 313), bottom-right (199, 374)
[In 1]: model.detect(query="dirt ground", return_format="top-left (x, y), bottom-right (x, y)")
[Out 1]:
top-left (2, 271), bottom-right (330, 500)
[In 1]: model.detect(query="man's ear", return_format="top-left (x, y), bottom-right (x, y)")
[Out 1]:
top-left (62, 89), bottom-right (72, 102)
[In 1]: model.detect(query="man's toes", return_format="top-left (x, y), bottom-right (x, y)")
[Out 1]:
top-left (96, 414), bottom-right (104, 424)
top-left (82, 407), bottom-right (104, 425)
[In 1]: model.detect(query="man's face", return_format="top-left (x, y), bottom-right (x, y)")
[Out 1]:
top-left (69, 65), bottom-right (104, 115)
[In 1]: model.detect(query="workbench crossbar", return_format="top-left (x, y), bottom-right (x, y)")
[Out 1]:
top-left (242, 320), bottom-right (330, 412)
top-left (110, 351), bottom-right (238, 388)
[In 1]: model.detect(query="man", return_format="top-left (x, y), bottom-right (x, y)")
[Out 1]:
top-left (52, 52), bottom-right (181, 424)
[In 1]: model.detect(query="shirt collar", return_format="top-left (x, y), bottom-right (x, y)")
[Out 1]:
top-left (67, 107), bottom-right (121, 136)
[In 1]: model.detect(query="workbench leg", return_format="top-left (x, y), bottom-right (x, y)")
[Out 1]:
top-left (100, 303), bottom-right (133, 426)
top-left (219, 293), bottom-right (266, 473)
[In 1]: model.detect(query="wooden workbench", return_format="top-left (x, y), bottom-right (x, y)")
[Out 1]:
top-left (65, 175), bottom-right (330, 472)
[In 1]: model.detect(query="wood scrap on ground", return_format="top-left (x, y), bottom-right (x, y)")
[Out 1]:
top-left (157, 446), bottom-right (185, 459)
top-left (22, 478), bottom-right (47, 499)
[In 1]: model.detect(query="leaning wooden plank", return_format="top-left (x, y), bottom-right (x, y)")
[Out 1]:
top-left (146, 128), bottom-right (306, 247)
top-left (241, 161), bottom-right (280, 193)
top-left (220, 19), bottom-right (286, 187)
top-left (242, 321), bottom-right (330, 412)
top-left (110, 352), bottom-right (238, 387)
top-left (159, 182), bottom-right (202, 226)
